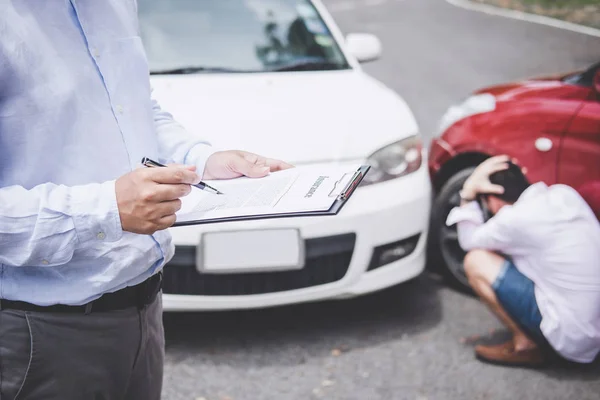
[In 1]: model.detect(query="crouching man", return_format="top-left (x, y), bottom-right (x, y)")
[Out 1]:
top-left (446, 155), bottom-right (600, 367)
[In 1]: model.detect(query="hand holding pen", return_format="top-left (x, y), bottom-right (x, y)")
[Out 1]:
top-left (141, 157), bottom-right (224, 195)
top-left (114, 159), bottom-right (205, 234)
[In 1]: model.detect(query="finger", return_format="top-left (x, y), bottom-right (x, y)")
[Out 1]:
top-left (156, 214), bottom-right (177, 231)
top-left (480, 155), bottom-right (509, 169)
top-left (474, 156), bottom-right (504, 175)
top-left (242, 151), bottom-right (268, 166)
top-left (483, 183), bottom-right (505, 194)
top-left (484, 159), bottom-right (508, 171)
top-left (166, 163), bottom-right (197, 172)
top-left (142, 184), bottom-right (191, 203)
top-left (231, 155), bottom-right (270, 178)
top-left (490, 154), bottom-right (510, 163)
top-left (152, 199), bottom-right (182, 219)
top-left (146, 166), bottom-right (199, 185)
top-left (267, 158), bottom-right (294, 172)
top-left (488, 162), bottom-right (509, 174)
top-left (478, 159), bottom-right (509, 176)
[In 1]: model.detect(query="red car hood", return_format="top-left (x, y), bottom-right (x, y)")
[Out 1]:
top-left (474, 72), bottom-right (590, 101)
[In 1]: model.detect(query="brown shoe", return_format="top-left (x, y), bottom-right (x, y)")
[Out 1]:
top-left (475, 340), bottom-right (546, 368)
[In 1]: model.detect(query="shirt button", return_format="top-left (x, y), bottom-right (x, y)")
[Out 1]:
top-left (97, 232), bottom-right (106, 240)
top-left (41, 259), bottom-right (49, 265)
top-left (116, 105), bottom-right (124, 114)
top-left (93, 48), bottom-right (100, 58)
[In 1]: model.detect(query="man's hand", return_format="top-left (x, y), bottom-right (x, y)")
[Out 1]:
top-left (115, 165), bottom-right (199, 234)
top-left (461, 155), bottom-right (510, 200)
top-left (202, 150), bottom-right (294, 180)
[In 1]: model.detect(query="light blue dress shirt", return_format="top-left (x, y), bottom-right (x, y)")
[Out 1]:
top-left (0, 0), bottom-right (215, 305)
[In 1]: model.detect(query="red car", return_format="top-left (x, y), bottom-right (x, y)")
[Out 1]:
top-left (428, 61), bottom-right (600, 292)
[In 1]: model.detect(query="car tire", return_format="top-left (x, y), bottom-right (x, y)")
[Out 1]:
top-left (428, 168), bottom-right (475, 294)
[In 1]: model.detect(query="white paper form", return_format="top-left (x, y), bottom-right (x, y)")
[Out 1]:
top-left (175, 163), bottom-right (362, 224)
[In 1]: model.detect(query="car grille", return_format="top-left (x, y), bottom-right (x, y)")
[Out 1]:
top-left (162, 233), bottom-right (356, 296)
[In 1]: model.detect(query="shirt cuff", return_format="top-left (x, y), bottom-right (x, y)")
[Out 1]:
top-left (183, 143), bottom-right (221, 179)
top-left (446, 201), bottom-right (484, 226)
top-left (70, 180), bottom-right (123, 244)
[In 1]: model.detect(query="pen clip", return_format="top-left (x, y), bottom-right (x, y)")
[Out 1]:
top-left (141, 157), bottom-right (165, 168)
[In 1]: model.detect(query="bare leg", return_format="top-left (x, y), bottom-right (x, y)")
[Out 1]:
top-left (464, 249), bottom-right (537, 352)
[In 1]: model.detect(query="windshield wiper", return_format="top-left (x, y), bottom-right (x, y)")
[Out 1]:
top-left (150, 66), bottom-right (247, 75)
top-left (269, 60), bottom-right (346, 72)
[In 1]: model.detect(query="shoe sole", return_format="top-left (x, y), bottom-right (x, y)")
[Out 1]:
top-left (475, 353), bottom-right (547, 369)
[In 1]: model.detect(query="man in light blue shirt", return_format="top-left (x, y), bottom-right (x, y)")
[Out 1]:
top-left (0, 1), bottom-right (290, 399)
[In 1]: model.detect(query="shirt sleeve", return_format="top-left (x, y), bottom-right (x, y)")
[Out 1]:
top-left (152, 92), bottom-right (220, 178)
top-left (446, 201), bottom-right (532, 256)
top-left (0, 181), bottom-right (123, 267)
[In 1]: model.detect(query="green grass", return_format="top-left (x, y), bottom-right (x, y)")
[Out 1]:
top-left (473, 0), bottom-right (600, 29)
top-left (521, 0), bottom-right (600, 6)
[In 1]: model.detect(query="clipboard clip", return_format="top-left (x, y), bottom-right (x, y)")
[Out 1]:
top-left (328, 172), bottom-right (351, 198)
top-left (337, 170), bottom-right (363, 201)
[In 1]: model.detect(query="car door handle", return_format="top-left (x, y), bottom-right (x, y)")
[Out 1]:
top-left (535, 137), bottom-right (553, 152)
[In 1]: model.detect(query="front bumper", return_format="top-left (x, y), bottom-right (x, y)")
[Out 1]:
top-left (162, 163), bottom-right (432, 311)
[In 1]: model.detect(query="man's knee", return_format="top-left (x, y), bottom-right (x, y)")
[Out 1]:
top-left (464, 249), bottom-right (505, 285)
top-left (464, 249), bottom-right (491, 279)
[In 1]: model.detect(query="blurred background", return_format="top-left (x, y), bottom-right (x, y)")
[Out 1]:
top-left (139, 0), bottom-right (600, 399)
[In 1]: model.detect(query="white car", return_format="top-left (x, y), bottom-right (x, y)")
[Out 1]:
top-left (138, 0), bottom-right (431, 311)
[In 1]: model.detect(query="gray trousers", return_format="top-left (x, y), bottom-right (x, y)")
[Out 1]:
top-left (0, 293), bottom-right (164, 400)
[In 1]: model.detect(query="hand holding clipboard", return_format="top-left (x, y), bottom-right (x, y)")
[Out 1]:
top-left (170, 163), bottom-right (370, 226)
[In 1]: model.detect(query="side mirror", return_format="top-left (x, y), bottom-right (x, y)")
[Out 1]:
top-left (345, 33), bottom-right (382, 63)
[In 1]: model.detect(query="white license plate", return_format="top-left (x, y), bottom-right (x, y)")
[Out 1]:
top-left (197, 229), bottom-right (304, 274)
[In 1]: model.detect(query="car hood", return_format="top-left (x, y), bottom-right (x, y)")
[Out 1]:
top-left (474, 74), bottom-right (590, 102)
top-left (149, 70), bottom-right (418, 164)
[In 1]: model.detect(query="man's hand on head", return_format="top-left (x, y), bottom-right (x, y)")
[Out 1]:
top-left (202, 150), bottom-right (294, 180)
top-left (461, 155), bottom-right (510, 200)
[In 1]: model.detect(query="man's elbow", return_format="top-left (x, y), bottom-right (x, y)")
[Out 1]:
top-left (457, 234), bottom-right (482, 253)
top-left (458, 240), bottom-right (476, 252)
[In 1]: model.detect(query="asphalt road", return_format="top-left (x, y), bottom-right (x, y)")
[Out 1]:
top-left (325, 0), bottom-right (600, 144)
top-left (163, 1), bottom-right (600, 399)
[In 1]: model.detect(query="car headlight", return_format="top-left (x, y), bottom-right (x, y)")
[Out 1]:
top-left (437, 93), bottom-right (496, 134)
top-left (362, 135), bottom-right (423, 186)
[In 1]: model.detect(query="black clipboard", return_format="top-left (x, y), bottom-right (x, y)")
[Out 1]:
top-left (173, 165), bottom-right (370, 227)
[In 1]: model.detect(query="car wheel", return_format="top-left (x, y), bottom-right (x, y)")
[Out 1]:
top-left (428, 168), bottom-right (475, 293)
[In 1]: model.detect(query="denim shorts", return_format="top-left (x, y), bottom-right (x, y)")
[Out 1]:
top-left (492, 260), bottom-right (547, 345)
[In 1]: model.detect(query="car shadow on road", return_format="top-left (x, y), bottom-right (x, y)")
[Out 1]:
top-left (163, 273), bottom-right (443, 367)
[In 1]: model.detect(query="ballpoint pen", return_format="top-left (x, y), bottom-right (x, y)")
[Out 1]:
top-left (141, 157), bottom-right (224, 195)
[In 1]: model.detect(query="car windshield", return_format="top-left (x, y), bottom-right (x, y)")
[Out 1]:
top-left (562, 61), bottom-right (600, 87)
top-left (138, 0), bottom-right (350, 74)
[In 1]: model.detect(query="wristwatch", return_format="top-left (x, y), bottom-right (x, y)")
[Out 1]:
top-left (459, 189), bottom-right (475, 202)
